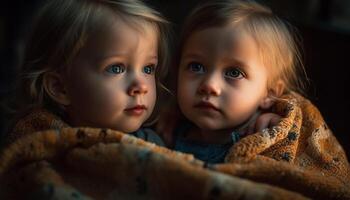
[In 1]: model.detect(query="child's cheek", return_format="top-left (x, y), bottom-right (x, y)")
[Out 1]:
top-left (95, 81), bottom-right (125, 109)
top-left (184, 77), bottom-right (197, 96)
top-left (82, 78), bottom-right (122, 112)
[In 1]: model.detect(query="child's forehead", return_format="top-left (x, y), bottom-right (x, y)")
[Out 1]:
top-left (184, 25), bottom-right (257, 53)
top-left (181, 24), bottom-right (265, 69)
top-left (93, 12), bottom-right (159, 38)
top-left (82, 17), bottom-right (158, 50)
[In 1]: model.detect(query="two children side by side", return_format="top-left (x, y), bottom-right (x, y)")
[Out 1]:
top-left (2, 0), bottom-right (342, 166)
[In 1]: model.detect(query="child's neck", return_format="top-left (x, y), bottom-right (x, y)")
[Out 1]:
top-left (184, 111), bottom-right (262, 145)
top-left (186, 127), bottom-right (233, 145)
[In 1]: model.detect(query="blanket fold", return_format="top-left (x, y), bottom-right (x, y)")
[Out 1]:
top-left (0, 92), bottom-right (349, 199)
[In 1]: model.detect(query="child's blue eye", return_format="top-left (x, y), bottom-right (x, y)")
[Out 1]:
top-left (188, 62), bottom-right (205, 73)
top-left (224, 68), bottom-right (245, 79)
top-left (106, 64), bottom-right (125, 74)
top-left (143, 65), bottom-right (155, 75)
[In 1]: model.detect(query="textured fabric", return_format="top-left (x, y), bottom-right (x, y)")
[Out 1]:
top-left (175, 137), bottom-right (233, 164)
top-left (0, 128), bottom-right (307, 200)
top-left (174, 126), bottom-right (240, 163)
top-left (5, 108), bottom-right (69, 144)
top-left (5, 108), bottom-right (164, 147)
top-left (131, 128), bottom-right (165, 147)
top-left (0, 92), bottom-right (349, 200)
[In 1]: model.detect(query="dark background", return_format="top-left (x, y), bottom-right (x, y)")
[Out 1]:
top-left (1, 0), bottom-right (349, 156)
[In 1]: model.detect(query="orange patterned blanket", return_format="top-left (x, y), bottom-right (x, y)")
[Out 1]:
top-left (0, 93), bottom-right (349, 199)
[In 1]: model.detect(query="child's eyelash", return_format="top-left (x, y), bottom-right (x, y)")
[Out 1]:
top-left (143, 64), bottom-right (156, 75)
top-left (105, 64), bottom-right (125, 74)
top-left (224, 67), bottom-right (246, 79)
top-left (187, 62), bottom-right (205, 73)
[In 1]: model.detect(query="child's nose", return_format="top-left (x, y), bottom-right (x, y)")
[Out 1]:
top-left (127, 77), bottom-right (148, 96)
top-left (198, 74), bottom-right (221, 96)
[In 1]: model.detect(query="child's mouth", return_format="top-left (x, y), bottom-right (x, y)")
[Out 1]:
top-left (194, 101), bottom-right (221, 112)
top-left (124, 105), bottom-right (147, 116)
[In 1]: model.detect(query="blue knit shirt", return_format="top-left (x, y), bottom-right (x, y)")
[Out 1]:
top-left (173, 122), bottom-right (240, 164)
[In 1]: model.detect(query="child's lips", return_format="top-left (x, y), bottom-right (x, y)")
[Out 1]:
top-left (194, 101), bottom-right (221, 112)
top-left (124, 105), bottom-right (147, 116)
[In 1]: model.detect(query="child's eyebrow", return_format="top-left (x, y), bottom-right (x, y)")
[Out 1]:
top-left (224, 57), bottom-right (249, 69)
top-left (182, 53), bottom-right (203, 60)
top-left (97, 53), bottom-right (126, 61)
top-left (146, 55), bottom-right (158, 61)
top-left (97, 54), bottom-right (158, 62)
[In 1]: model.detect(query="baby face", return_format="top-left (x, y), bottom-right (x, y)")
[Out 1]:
top-left (178, 25), bottom-right (270, 131)
top-left (64, 19), bottom-right (158, 133)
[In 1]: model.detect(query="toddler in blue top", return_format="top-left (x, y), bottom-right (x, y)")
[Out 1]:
top-left (158, 0), bottom-right (306, 163)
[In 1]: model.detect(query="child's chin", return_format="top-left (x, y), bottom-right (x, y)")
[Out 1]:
top-left (194, 119), bottom-right (222, 130)
top-left (112, 124), bottom-right (141, 133)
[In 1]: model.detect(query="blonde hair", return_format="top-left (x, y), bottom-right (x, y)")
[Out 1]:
top-left (14, 0), bottom-right (170, 115)
top-left (178, 0), bottom-right (307, 95)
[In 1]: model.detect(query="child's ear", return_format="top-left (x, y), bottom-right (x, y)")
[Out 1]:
top-left (43, 72), bottom-right (70, 106)
top-left (259, 80), bottom-right (285, 110)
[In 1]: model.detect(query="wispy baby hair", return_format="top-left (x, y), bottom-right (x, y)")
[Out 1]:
top-left (16, 0), bottom-right (170, 112)
top-left (179, 0), bottom-right (307, 95)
